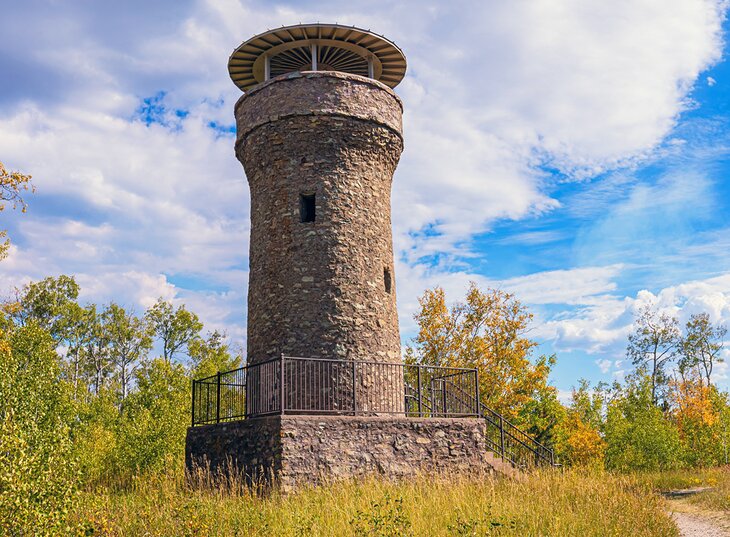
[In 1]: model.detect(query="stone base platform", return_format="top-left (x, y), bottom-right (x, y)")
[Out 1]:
top-left (185, 415), bottom-right (502, 490)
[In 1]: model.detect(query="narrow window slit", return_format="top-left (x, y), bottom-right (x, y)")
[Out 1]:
top-left (384, 267), bottom-right (392, 294)
top-left (300, 193), bottom-right (316, 223)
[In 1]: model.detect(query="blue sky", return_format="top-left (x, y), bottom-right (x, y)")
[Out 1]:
top-left (1, 0), bottom-right (730, 397)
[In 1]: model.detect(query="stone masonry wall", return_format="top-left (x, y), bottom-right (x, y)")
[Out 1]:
top-left (185, 416), bottom-right (282, 485)
top-left (235, 72), bottom-right (403, 368)
top-left (186, 416), bottom-right (495, 491)
top-left (278, 416), bottom-right (493, 490)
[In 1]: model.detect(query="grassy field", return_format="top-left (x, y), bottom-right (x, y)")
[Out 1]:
top-left (73, 467), bottom-right (680, 536)
top-left (636, 466), bottom-right (730, 512)
top-left (632, 466), bottom-right (728, 492)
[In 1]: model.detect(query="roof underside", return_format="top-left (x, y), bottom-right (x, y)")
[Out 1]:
top-left (228, 24), bottom-right (407, 91)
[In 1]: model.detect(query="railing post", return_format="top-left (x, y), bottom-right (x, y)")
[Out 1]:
top-left (499, 415), bottom-right (505, 461)
top-left (280, 354), bottom-right (285, 414)
top-left (244, 363), bottom-right (249, 418)
top-left (191, 379), bottom-right (196, 427)
top-left (216, 372), bottom-right (221, 424)
top-left (417, 365), bottom-right (423, 417)
top-left (474, 369), bottom-right (480, 417)
top-left (442, 379), bottom-right (447, 416)
top-left (352, 360), bottom-right (357, 414)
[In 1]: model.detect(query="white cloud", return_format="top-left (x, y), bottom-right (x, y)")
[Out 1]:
top-left (542, 273), bottom-right (730, 357)
top-left (0, 0), bottom-right (727, 360)
top-left (76, 271), bottom-right (177, 309)
top-left (501, 265), bottom-right (623, 306)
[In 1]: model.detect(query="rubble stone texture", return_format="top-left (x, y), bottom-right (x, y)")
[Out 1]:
top-left (186, 416), bottom-right (496, 490)
top-left (235, 71), bottom-right (403, 367)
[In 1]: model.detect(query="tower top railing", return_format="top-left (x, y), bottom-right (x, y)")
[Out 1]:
top-left (228, 23), bottom-right (407, 91)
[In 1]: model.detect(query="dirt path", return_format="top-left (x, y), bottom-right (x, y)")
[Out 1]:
top-left (672, 511), bottom-right (728, 537)
top-left (668, 497), bottom-right (730, 537)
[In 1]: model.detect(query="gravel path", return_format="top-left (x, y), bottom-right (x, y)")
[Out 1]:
top-left (672, 511), bottom-right (729, 537)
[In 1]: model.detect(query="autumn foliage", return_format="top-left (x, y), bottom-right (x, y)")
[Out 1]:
top-left (0, 160), bottom-right (33, 258)
top-left (407, 284), bottom-right (555, 423)
top-left (407, 284), bottom-right (730, 471)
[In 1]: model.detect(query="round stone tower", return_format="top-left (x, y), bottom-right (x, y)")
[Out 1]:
top-left (230, 24), bottom-right (407, 366)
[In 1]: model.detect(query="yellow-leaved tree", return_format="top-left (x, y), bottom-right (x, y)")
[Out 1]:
top-left (668, 374), bottom-right (727, 466)
top-left (406, 283), bottom-right (555, 423)
top-left (561, 413), bottom-right (606, 466)
top-left (551, 381), bottom-right (607, 466)
top-left (0, 160), bottom-right (34, 259)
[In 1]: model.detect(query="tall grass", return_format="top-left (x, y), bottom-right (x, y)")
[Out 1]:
top-left (632, 466), bottom-right (727, 492)
top-left (686, 469), bottom-right (730, 511)
top-left (73, 466), bottom-right (678, 536)
top-left (630, 466), bottom-right (730, 514)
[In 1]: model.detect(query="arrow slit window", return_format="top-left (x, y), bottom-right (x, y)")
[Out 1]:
top-left (300, 193), bottom-right (316, 223)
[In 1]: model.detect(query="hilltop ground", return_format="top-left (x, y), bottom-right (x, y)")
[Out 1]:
top-left (70, 466), bottom-right (730, 536)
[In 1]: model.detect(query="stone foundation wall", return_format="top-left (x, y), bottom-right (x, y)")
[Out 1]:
top-left (185, 416), bottom-right (283, 484)
top-left (186, 415), bottom-right (495, 490)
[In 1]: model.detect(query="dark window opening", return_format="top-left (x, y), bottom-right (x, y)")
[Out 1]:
top-left (300, 193), bottom-right (316, 223)
top-left (384, 267), bottom-right (392, 294)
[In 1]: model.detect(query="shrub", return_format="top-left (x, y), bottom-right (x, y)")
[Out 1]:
top-left (0, 322), bottom-right (79, 535)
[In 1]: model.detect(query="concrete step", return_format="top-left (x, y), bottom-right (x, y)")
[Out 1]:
top-left (483, 450), bottom-right (523, 480)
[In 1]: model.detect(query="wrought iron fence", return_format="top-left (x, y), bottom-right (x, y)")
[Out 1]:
top-left (191, 367), bottom-right (247, 425)
top-left (192, 355), bottom-right (479, 424)
top-left (481, 403), bottom-right (555, 468)
top-left (191, 355), bottom-right (557, 468)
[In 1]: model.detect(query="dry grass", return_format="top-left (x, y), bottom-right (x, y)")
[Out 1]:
top-left (633, 466), bottom-right (730, 524)
top-left (632, 467), bottom-right (729, 493)
top-left (683, 467), bottom-right (730, 512)
top-left (72, 466), bottom-right (679, 536)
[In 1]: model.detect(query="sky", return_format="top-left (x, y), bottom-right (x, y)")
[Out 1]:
top-left (2, 0), bottom-right (730, 398)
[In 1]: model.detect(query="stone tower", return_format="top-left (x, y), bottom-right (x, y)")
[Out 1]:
top-left (186, 25), bottom-right (508, 489)
top-left (230, 25), bottom-right (407, 366)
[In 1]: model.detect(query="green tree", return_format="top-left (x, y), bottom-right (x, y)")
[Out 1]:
top-left (71, 387), bottom-right (120, 485)
top-left (517, 378), bottom-right (566, 448)
top-left (115, 358), bottom-right (190, 476)
top-left (570, 379), bottom-right (607, 430)
top-left (0, 320), bottom-right (78, 535)
top-left (62, 303), bottom-right (96, 402)
top-left (145, 298), bottom-right (202, 362)
top-left (679, 313), bottom-right (726, 386)
top-left (188, 330), bottom-right (241, 379)
top-left (7, 275), bottom-right (80, 341)
top-left (103, 303), bottom-right (153, 402)
top-left (80, 304), bottom-right (113, 395)
top-left (626, 305), bottom-right (680, 406)
top-left (603, 370), bottom-right (683, 471)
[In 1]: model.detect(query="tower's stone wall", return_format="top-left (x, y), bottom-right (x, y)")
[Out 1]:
top-left (236, 71), bottom-right (403, 365)
top-left (186, 415), bottom-right (498, 491)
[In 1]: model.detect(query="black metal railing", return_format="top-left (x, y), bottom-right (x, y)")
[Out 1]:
top-left (192, 355), bottom-right (479, 424)
top-left (481, 403), bottom-right (555, 468)
top-left (191, 367), bottom-right (247, 425)
top-left (191, 355), bottom-right (557, 469)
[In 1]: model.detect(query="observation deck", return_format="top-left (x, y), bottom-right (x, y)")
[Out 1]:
top-left (228, 23), bottom-right (407, 91)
